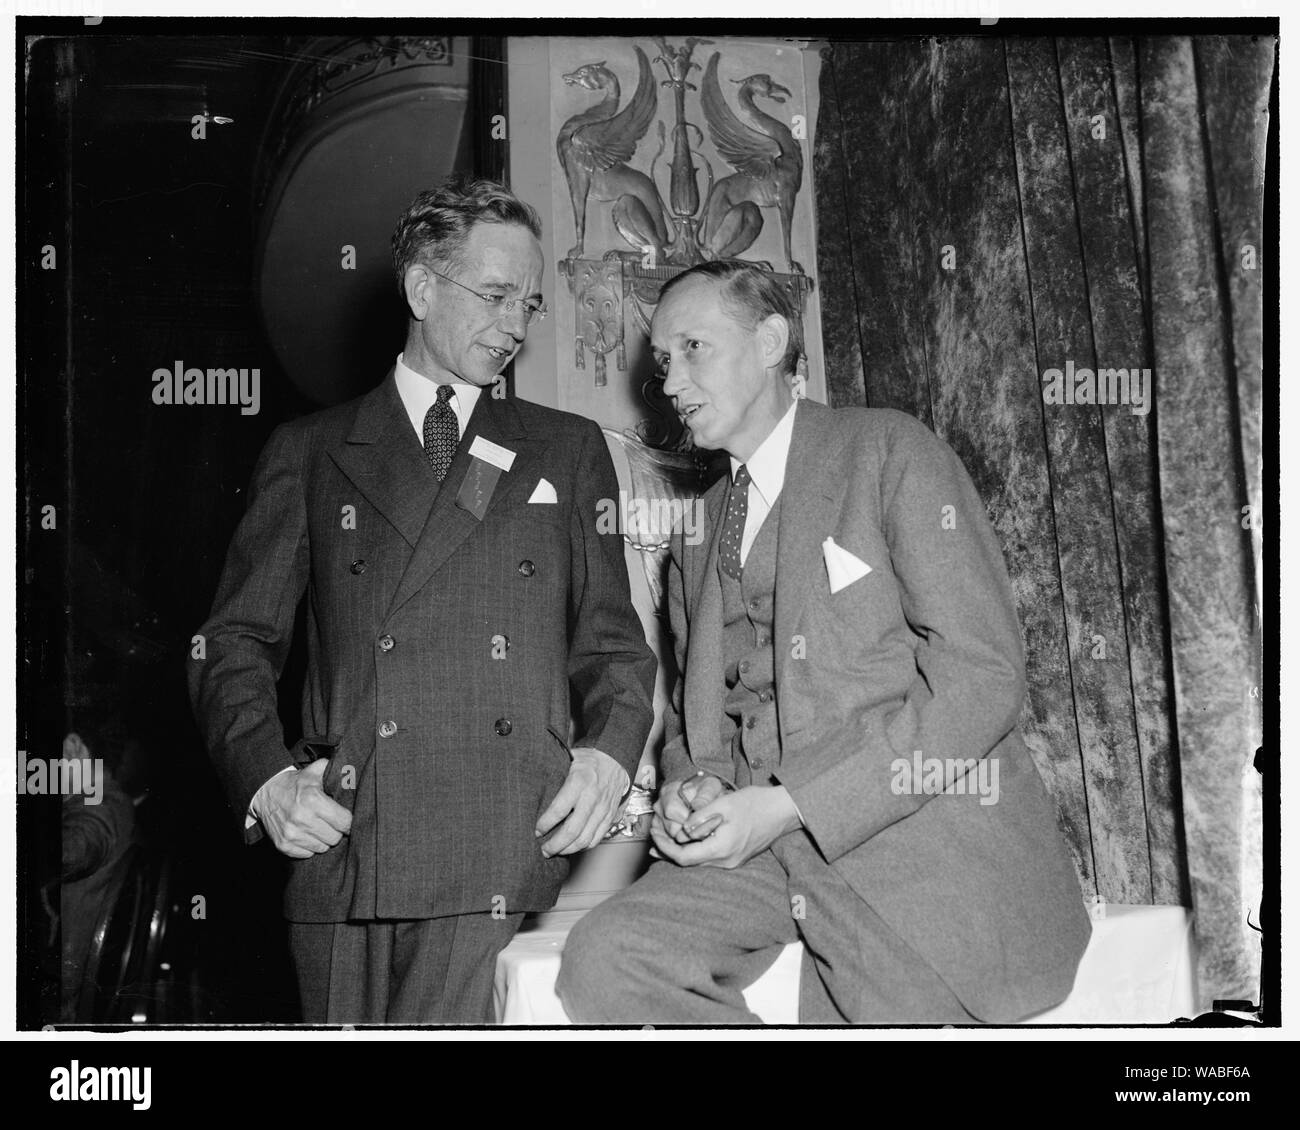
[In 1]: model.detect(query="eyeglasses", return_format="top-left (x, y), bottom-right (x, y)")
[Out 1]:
top-left (426, 267), bottom-right (548, 325)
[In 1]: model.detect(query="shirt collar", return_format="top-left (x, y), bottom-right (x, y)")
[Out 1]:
top-left (730, 399), bottom-right (799, 509)
top-left (393, 353), bottom-right (482, 419)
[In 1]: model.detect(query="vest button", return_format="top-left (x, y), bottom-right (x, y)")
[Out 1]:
top-left (518, 560), bottom-right (536, 577)
top-left (748, 598), bottom-right (761, 611)
top-left (350, 559), bottom-right (367, 575)
top-left (758, 689), bottom-right (772, 703)
top-left (739, 660), bottom-right (751, 674)
top-left (378, 720), bottom-right (397, 738)
top-left (745, 716), bottom-right (756, 730)
top-left (494, 718), bottom-right (513, 736)
top-left (378, 634), bottom-right (395, 652)
top-left (751, 757), bottom-right (764, 770)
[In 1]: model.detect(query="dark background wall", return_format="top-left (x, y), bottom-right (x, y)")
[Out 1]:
top-left (22, 33), bottom-right (314, 1024)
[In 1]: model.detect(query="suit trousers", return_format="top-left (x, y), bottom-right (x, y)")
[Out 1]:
top-left (557, 833), bottom-right (975, 1025)
top-left (290, 912), bottom-right (524, 1024)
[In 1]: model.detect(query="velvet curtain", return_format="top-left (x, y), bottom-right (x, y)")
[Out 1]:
top-left (814, 34), bottom-right (1270, 1009)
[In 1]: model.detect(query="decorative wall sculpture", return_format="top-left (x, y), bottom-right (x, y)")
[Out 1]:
top-left (549, 36), bottom-right (820, 451)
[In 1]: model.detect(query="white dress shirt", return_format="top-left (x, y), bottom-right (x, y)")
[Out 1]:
top-left (730, 400), bottom-right (799, 565)
top-left (394, 352), bottom-right (481, 443)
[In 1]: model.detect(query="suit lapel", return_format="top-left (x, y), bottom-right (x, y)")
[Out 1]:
top-left (386, 390), bottom-right (535, 617)
top-left (774, 401), bottom-right (846, 691)
top-left (690, 478), bottom-right (728, 611)
top-left (682, 476), bottom-right (729, 763)
top-left (328, 372), bottom-right (434, 549)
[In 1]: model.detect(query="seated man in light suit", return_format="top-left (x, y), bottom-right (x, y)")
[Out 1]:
top-left (557, 261), bottom-right (1090, 1024)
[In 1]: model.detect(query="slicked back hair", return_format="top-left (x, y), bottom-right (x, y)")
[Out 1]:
top-left (657, 261), bottom-right (804, 377)
top-left (391, 174), bottom-right (543, 296)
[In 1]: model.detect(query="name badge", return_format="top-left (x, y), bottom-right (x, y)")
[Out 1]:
top-left (468, 436), bottom-right (516, 472)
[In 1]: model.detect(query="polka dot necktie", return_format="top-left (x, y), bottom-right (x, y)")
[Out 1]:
top-left (423, 384), bottom-right (459, 482)
top-left (719, 464), bottom-right (750, 581)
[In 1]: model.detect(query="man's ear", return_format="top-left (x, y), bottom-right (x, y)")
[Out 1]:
top-left (756, 312), bottom-right (790, 371)
top-left (403, 262), bottom-right (433, 320)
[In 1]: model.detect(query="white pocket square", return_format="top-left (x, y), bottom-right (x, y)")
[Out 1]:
top-left (822, 536), bottom-right (872, 593)
top-left (527, 478), bottom-right (558, 504)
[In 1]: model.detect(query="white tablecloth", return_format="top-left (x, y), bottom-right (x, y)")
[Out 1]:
top-left (1021, 904), bottom-right (1196, 1023)
top-left (493, 903), bottom-right (1196, 1025)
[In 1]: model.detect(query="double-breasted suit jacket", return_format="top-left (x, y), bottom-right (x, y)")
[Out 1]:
top-left (189, 371), bottom-right (657, 923)
top-left (659, 399), bottom-right (1090, 1022)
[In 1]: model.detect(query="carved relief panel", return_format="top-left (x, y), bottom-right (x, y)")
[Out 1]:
top-left (546, 36), bottom-right (824, 448)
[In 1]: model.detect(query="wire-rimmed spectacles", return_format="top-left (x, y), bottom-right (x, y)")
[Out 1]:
top-left (426, 266), bottom-right (548, 325)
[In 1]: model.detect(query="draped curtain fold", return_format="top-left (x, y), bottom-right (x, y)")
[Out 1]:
top-left (814, 34), bottom-right (1270, 1009)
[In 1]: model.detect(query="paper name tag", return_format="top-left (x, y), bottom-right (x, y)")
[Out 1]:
top-left (468, 436), bottom-right (516, 472)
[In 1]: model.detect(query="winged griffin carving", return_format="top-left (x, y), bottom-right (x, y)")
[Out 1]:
top-left (699, 52), bottom-right (804, 273)
top-left (558, 46), bottom-right (672, 262)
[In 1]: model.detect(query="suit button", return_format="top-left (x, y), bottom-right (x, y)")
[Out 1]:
top-left (518, 560), bottom-right (535, 577)
top-left (739, 660), bottom-right (751, 674)
top-left (748, 598), bottom-right (762, 612)
top-left (378, 634), bottom-right (395, 652)
top-left (758, 689), bottom-right (773, 703)
top-left (378, 720), bottom-right (397, 738)
top-left (494, 718), bottom-right (513, 736)
top-left (751, 757), bottom-right (764, 770)
top-left (351, 559), bottom-right (367, 575)
top-left (745, 716), bottom-right (756, 730)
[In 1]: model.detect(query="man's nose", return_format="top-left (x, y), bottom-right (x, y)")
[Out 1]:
top-left (498, 302), bottom-right (529, 339)
top-left (662, 366), bottom-right (688, 398)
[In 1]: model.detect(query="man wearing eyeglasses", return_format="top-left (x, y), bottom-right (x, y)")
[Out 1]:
top-left (189, 175), bottom-right (656, 1024)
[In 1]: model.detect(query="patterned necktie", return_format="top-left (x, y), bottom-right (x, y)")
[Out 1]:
top-left (718, 464), bottom-right (750, 581)
top-left (423, 384), bottom-right (459, 482)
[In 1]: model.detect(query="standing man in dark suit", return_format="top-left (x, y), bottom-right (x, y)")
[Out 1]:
top-left (189, 176), bottom-right (656, 1024)
top-left (557, 262), bottom-right (1089, 1024)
